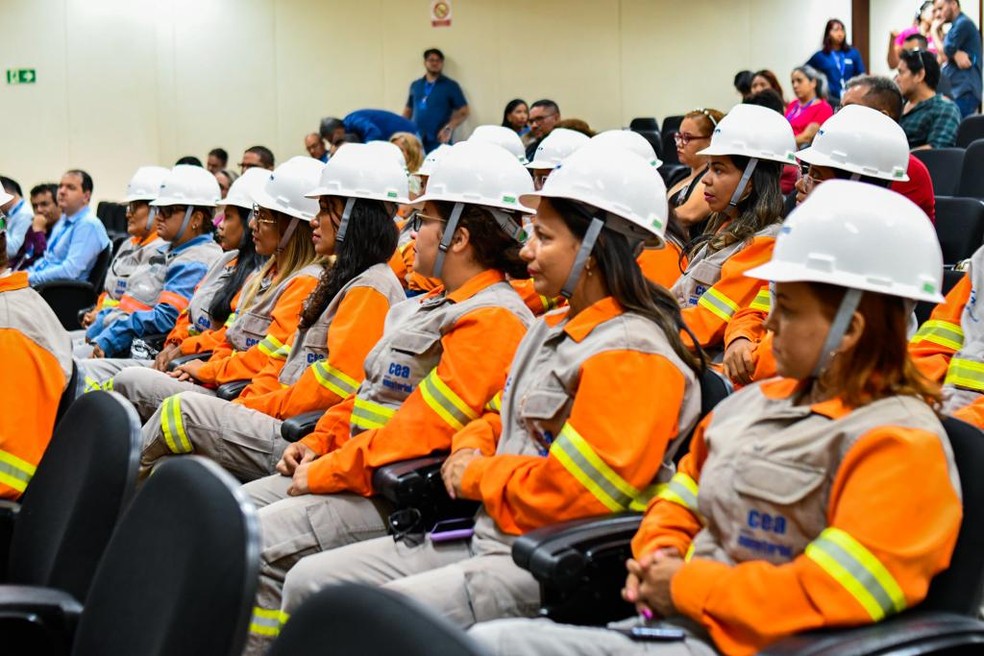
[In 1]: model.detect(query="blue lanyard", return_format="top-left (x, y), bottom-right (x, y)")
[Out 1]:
top-left (47, 212), bottom-right (79, 255)
top-left (833, 51), bottom-right (847, 78)
top-left (419, 80), bottom-right (436, 108)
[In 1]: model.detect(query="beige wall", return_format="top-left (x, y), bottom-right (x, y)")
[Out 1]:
top-left (1, 0), bottom-right (965, 205)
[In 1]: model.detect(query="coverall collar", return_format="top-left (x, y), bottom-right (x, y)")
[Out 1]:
top-left (544, 295), bottom-right (624, 343)
top-left (759, 378), bottom-right (853, 419)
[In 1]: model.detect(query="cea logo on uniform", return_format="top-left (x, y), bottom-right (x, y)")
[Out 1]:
top-left (738, 509), bottom-right (793, 559)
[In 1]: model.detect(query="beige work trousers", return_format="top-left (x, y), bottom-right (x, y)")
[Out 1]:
top-left (111, 366), bottom-right (212, 421)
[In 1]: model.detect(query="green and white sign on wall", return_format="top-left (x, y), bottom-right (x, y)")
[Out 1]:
top-left (6, 69), bottom-right (37, 85)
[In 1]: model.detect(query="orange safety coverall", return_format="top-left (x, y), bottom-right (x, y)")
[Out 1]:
top-left (389, 224), bottom-right (441, 293)
top-left (0, 272), bottom-right (72, 499)
top-left (637, 242), bottom-right (687, 290)
top-left (454, 299), bottom-right (695, 534)
top-left (193, 273), bottom-right (319, 390)
top-left (300, 271), bottom-right (530, 495)
top-left (632, 378), bottom-right (961, 656)
top-left (235, 286), bottom-right (392, 417)
top-left (721, 287), bottom-right (777, 383)
top-left (909, 273), bottom-right (969, 384)
top-left (166, 255), bottom-right (240, 351)
top-left (678, 234), bottom-right (775, 351)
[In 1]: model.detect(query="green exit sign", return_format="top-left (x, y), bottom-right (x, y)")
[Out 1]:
top-left (6, 69), bottom-right (36, 85)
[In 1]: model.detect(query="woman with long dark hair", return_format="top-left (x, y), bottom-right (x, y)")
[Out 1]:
top-left (501, 98), bottom-right (532, 145)
top-left (136, 143), bottom-right (407, 483)
top-left (266, 143), bottom-right (704, 642)
top-left (806, 18), bottom-right (866, 105)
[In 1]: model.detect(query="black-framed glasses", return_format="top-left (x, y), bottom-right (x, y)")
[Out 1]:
top-left (529, 112), bottom-right (558, 125)
top-left (407, 211), bottom-right (446, 232)
top-left (157, 205), bottom-right (187, 220)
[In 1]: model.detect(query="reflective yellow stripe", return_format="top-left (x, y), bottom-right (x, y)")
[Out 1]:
top-left (84, 375), bottom-right (102, 393)
top-left (749, 288), bottom-right (771, 313)
top-left (656, 472), bottom-right (699, 512)
top-left (249, 606), bottom-right (290, 637)
top-left (538, 294), bottom-right (558, 312)
top-left (944, 358), bottom-right (984, 392)
top-left (224, 312), bottom-right (237, 327)
top-left (0, 449), bottom-right (36, 493)
top-left (684, 543), bottom-right (695, 562)
top-left (351, 397), bottom-right (397, 430)
top-left (549, 422), bottom-right (652, 512)
top-left (102, 378), bottom-right (114, 391)
top-left (912, 320), bottom-right (965, 351)
top-left (484, 391), bottom-right (502, 412)
top-left (805, 527), bottom-right (907, 621)
top-left (312, 361), bottom-right (360, 398)
top-left (258, 334), bottom-right (289, 359)
top-left (160, 396), bottom-right (193, 454)
top-left (697, 287), bottom-right (739, 321)
top-left (418, 369), bottom-right (479, 431)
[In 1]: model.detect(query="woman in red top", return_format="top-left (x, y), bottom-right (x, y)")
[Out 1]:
top-left (785, 65), bottom-right (835, 148)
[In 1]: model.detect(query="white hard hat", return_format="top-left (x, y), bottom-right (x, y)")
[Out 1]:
top-left (697, 104), bottom-right (796, 166)
top-left (417, 144), bottom-right (452, 177)
top-left (0, 189), bottom-right (11, 206)
top-left (305, 142), bottom-right (410, 204)
top-left (124, 166), bottom-right (170, 202)
top-left (415, 141), bottom-right (535, 214)
top-left (587, 130), bottom-right (663, 168)
top-left (252, 156), bottom-right (323, 222)
top-left (364, 140), bottom-right (409, 169)
top-left (467, 125), bottom-right (529, 164)
top-left (524, 144), bottom-right (669, 245)
top-left (151, 165), bottom-right (221, 207)
top-left (217, 167), bottom-right (271, 211)
top-left (747, 180), bottom-right (943, 303)
top-left (526, 128), bottom-right (590, 171)
top-left (796, 104), bottom-right (909, 182)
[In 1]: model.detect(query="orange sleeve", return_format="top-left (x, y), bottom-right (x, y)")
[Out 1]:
top-left (669, 426), bottom-right (962, 656)
top-left (680, 235), bottom-right (775, 351)
top-left (637, 243), bottom-right (686, 290)
top-left (305, 306), bottom-right (529, 496)
top-left (166, 310), bottom-right (193, 346)
top-left (398, 239), bottom-right (441, 293)
top-left (0, 330), bottom-right (67, 500)
top-left (908, 273), bottom-right (969, 383)
top-left (631, 417), bottom-right (711, 559)
top-left (458, 350), bottom-right (689, 534)
top-left (236, 287), bottom-right (392, 418)
top-left (954, 397), bottom-right (984, 429)
top-left (95, 290), bottom-right (109, 309)
top-left (724, 308), bottom-right (768, 347)
top-left (299, 395), bottom-right (356, 455)
top-left (194, 274), bottom-right (318, 385)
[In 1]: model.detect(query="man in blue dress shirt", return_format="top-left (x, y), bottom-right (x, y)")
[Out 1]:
top-left (28, 169), bottom-right (110, 286)
top-left (1, 177), bottom-right (36, 259)
top-left (403, 48), bottom-right (470, 152)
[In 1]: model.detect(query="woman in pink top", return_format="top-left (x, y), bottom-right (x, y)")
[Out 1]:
top-left (887, 2), bottom-right (938, 70)
top-left (785, 65), bottom-right (835, 148)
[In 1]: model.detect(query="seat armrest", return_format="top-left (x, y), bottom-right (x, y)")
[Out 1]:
top-left (167, 352), bottom-right (213, 372)
top-left (216, 380), bottom-right (250, 401)
top-left (371, 456), bottom-right (447, 507)
top-left (280, 411), bottom-right (325, 443)
top-left (759, 611), bottom-right (984, 655)
top-left (35, 280), bottom-right (95, 293)
top-left (0, 584), bottom-right (83, 652)
top-left (0, 500), bottom-right (20, 581)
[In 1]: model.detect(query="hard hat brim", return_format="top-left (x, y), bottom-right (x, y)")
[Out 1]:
top-left (522, 188), bottom-right (666, 248)
top-left (746, 260), bottom-right (944, 304)
top-left (796, 147), bottom-right (910, 182)
top-left (252, 185), bottom-right (313, 222)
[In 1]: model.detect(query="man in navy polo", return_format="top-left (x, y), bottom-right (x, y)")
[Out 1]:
top-left (403, 48), bottom-right (470, 152)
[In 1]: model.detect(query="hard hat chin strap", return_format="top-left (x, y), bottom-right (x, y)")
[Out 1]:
top-left (726, 157), bottom-right (759, 215)
top-left (174, 206), bottom-right (194, 242)
top-left (432, 202), bottom-right (465, 279)
top-left (560, 216), bottom-right (605, 299)
top-left (146, 206), bottom-right (158, 233)
top-left (487, 208), bottom-right (527, 243)
top-left (277, 216), bottom-right (300, 253)
top-left (334, 198), bottom-right (357, 244)
top-left (810, 287), bottom-right (863, 379)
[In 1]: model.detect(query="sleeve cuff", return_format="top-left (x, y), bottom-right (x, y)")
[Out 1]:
top-left (670, 558), bottom-right (730, 622)
top-left (460, 456), bottom-right (493, 500)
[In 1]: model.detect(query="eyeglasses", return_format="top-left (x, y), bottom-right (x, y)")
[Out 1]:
top-left (156, 205), bottom-right (187, 220)
top-left (251, 204), bottom-right (279, 226)
top-left (674, 132), bottom-right (711, 146)
top-left (407, 211), bottom-right (446, 232)
top-left (529, 113), bottom-right (558, 125)
top-left (239, 162), bottom-right (259, 172)
top-left (126, 201), bottom-right (148, 215)
top-left (693, 108), bottom-right (719, 127)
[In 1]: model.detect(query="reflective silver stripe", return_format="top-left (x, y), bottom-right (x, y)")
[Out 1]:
top-left (0, 449), bottom-right (36, 493)
top-left (312, 361), bottom-right (359, 397)
top-left (656, 472), bottom-right (699, 511)
top-left (549, 422), bottom-right (645, 512)
top-left (249, 606), bottom-right (284, 637)
top-left (697, 287), bottom-right (738, 321)
top-left (418, 369), bottom-right (478, 431)
top-left (350, 398), bottom-right (396, 430)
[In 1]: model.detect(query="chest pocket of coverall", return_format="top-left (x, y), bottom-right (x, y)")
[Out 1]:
top-left (230, 310), bottom-right (274, 351)
top-left (380, 330), bottom-right (442, 405)
top-left (125, 257), bottom-right (167, 307)
top-left (729, 453), bottom-right (826, 565)
top-left (282, 320), bottom-right (330, 384)
top-left (684, 259), bottom-right (723, 308)
top-left (519, 380), bottom-right (571, 456)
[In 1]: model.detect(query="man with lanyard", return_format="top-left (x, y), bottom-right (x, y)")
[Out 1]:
top-left (0, 177), bottom-right (35, 260)
top-left (403, 48), bottom-right (470, 152)
top-left (27, 169), bottom-right (110, 286)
